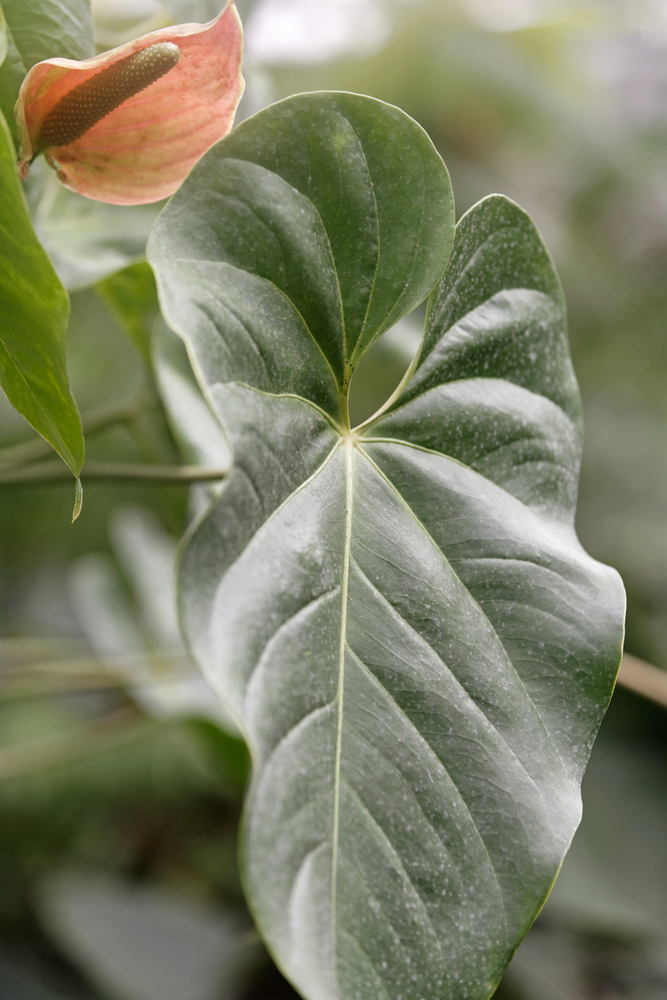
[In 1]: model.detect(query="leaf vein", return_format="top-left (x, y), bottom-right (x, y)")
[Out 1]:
top-left (346, 626), bottom-right (508, 927)
top-left (340, 776), bottom-right (451, 960)
top-left (355, 445), bottom-right (573, 800)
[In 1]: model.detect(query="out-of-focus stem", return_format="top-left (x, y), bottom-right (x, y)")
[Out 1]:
top-left (617, 653), bottom-right (667, 710)
top-left (0, 461), bottom-right (228, 485)
top-left (0, 707), bottom-right (148, 781)
top-left (0, 387), bottom-right (156, 470)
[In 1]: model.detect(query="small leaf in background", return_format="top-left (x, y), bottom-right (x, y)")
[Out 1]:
top-left (0, 9), bottom-right (7, 70)
top-left (97, 261), bottom-right (160, 364)
top-left (0, 110), bottom-right (83, 475)
top-left (152, 319), bottom-right (231, 477)
top-left (0, 949), bottom-right (84, 1000)
top-left (23, 156), bottom-right (163, 291)
top-left (149, 91), bottom-right (625, 1000)
top-left (15, 2), bottom-right (244, 205)
top-left (0, 0), bottom-right (95, 146)
top-left (71, 475), bottom-right (82, 521)
top-left (67, 506), bottom-right (236, 728)
top-left (37, 871), bottom-right (256, 1000)
top-left (500, 734), bottom-right (667, 998)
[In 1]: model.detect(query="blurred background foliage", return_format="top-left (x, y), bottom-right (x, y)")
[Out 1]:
top-left (1, 0), bottom-right (667, 996)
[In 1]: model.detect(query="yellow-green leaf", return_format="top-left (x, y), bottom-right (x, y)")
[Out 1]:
top-left (0, 110), bottom-right (83, 475)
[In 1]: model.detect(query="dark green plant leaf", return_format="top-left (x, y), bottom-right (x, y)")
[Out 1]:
top-left (148, 92), bottom-right (625, 1000)
top-left (0, 110), bottom-right (83, 475)
top-left (0, 0), bottom-right (94, 146)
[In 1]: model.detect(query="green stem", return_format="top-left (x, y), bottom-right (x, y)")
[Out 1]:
top-left (0, 675), bottom-right (128, 702)
top-left (338, 362), bottom-right (354, 431)
top-left (0, 707), bottom-right (148, 781)
top-left (0, 649), bottom-right (186, 680)
top-left (0, 387), bottom-right (156, 470)
top-left (0, 461), bottom-right (229, 486)
top-left (353, 341), bottom-right (424, 434)
top-left (0, 651), bottom-right (192, 703)
top-left (618, 653), bottom-right (667, 711)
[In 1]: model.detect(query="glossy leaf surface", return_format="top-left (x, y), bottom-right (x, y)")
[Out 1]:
top-left (148, 92), bottom-right (625, 1000)
top-left (0, 110), bottom-right (82, 474)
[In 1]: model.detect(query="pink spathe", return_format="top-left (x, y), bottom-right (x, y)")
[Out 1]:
top-left (15, 2), bottom-right (244, 205)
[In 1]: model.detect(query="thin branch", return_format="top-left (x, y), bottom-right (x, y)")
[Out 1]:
top-left (0, 706), bottom-right (148, 781)
top-left (0, 387), bottom-right (156, 470)
top-left (0, 651), bottom-right (192, 701)
top-left (0, 675), bottom-right (129, 701)
top-left (0, 635), bottom-right (87, 663)
top-left (0, 649), bottom-right (187, 679)
top-left (0, 461), bottom-right (228, 486)
top-left (617, 653), bottom-right (667, 710)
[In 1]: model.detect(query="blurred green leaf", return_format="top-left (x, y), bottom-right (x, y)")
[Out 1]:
top-left (0, 111), bottom-right (83, 475)
top-left (149, 92), bottom-right (624, 1000)
top-left (96, 263), bottom-right (160, 366)
top-left (37, 871), bottom-right (255, 1000)
top-left (0, 948), bottom-right (96, 999)
top-left (499, 732), bottom-right (667, 999)
top-left (153, 320), bottom-right (231, 474)
top-left (0, 9), bottom-right (7, 68)
top-left (0, 0), bottom-right (95, 145)
top-left (0, 701), bottom-right (234, 808)
top-left (24, 159), bottom-right (163, 293)
top-left (548, 738), bottom-right (667, 939)
top-left (67, 508), bottom-right (238, 730)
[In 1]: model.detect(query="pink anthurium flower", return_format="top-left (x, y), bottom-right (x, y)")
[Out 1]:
top-left (15, 2), bottom-right (244, 205)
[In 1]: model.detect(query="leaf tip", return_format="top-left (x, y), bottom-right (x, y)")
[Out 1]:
top-left (71, 477), bottom-right (83, 522)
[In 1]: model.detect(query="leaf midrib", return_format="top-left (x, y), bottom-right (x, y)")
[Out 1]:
top-left (330, 433), bottom-right (354, 976)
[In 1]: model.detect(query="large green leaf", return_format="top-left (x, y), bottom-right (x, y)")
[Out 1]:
top-left (0, 0), bottom-right (94, 145)
top-left (148, 92), bottom-right (625, 1000)
top-left (0, 110), bottom-right (83, 474)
